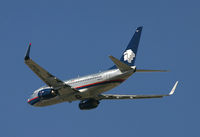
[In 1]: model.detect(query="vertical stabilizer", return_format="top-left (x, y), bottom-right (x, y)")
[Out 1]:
top-left (110, 26), bottom-right (143, 69)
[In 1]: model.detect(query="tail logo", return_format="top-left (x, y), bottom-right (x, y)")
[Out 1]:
top-left (123, 49), bottom-right (135, 63)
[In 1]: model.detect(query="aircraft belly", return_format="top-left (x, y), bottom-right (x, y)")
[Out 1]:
top-left (34, 95), bottom-right (78, 107)
top-left (35, 98), bottom-right (63, 107)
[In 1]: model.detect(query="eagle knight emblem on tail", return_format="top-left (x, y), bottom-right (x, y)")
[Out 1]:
top-left (123, 49), bottom-right (135, 63)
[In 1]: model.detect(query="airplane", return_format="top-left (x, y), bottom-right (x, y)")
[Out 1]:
top-left (25, 26), bottom-right (178, 110)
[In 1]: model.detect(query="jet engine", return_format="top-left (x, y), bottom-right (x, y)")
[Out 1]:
top-left (79, 99), bottom-right (100, 110)
top-left (38, 88), bottom-right (57, 100)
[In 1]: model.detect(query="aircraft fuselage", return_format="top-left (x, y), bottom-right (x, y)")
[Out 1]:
top-left (28, 67), bottom-right (135, 107)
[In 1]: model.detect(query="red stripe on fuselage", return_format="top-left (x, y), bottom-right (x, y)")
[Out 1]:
top-left (28, 96), bottom-right (39, 102)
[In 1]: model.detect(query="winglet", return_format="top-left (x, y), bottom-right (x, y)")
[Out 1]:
top-left (24, 43), bottom-right (31, 60)
top-left (169, 81), bottom-right (179, 95)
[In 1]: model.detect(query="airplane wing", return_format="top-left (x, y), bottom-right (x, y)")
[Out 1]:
top-left (97, 81), bottom-right (178, 100)
top-left (24, 43), bottom-right (79, 95)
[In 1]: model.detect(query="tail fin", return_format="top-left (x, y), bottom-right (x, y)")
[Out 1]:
top-left (110, 26), bottom-right (143, 69)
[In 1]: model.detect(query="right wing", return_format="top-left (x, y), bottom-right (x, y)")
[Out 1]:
top-left (97, 81), bottom-right (178, 100)
top-left (24, 43), bottom-right (79, 95)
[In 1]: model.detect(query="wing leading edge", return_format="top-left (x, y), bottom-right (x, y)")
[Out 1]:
top-left (97, 81), bottom-right (178, 100)
top-left (24, 43), bottom-right (79, 95)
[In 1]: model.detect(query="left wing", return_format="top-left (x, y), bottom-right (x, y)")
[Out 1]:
top-left (97, 81), bottom-right (178, 100)
top-left (24, 43), bottom-right (79, 95)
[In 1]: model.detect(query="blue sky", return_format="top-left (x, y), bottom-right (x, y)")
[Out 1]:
top-left (0, 0), bottom-right (199, 137)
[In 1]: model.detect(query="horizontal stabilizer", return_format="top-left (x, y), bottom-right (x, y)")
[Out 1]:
top-left (136, 69), bottom-right (169, 72)
top-left (109, 56), bottom-right (132, 72)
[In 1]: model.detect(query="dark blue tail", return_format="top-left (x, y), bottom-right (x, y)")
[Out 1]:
top-left (110, 26), bottom-right (143, 69)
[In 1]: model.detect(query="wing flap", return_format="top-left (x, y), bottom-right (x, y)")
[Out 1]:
top-left (98, 94), bottom-right (165, 100)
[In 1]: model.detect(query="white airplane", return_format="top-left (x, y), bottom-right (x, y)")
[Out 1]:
top-left (26, 26), bottom-right (178, 110)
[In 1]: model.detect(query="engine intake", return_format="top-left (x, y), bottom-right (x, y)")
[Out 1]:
top-left (79, 99), bottom-right (100, 110)
top-left (38, 88), bottom-right (57, 100)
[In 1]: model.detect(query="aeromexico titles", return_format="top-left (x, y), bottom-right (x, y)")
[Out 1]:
top-left (25, 26), bottom-right (178, 110)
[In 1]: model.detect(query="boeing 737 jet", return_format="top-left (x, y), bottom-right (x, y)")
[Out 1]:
top-left (25, 26), bottom-right (178, 110)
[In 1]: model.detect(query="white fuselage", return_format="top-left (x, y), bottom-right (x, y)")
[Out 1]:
top-left (28, 67), bottom-right (136, 107)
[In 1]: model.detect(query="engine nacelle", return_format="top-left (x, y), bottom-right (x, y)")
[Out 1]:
top-left (38, 88), bottom-right (57, 100)
top-left (79, 99), bottom-right (100, 110)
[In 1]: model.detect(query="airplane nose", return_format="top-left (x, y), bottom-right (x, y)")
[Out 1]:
top-left (27, 96), bottom-right (40, 106)
top-left (27, 99), bottom-right (32, 105)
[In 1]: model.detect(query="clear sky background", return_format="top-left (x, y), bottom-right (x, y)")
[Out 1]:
top-left (0, 0), bottom-right (199, 137)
